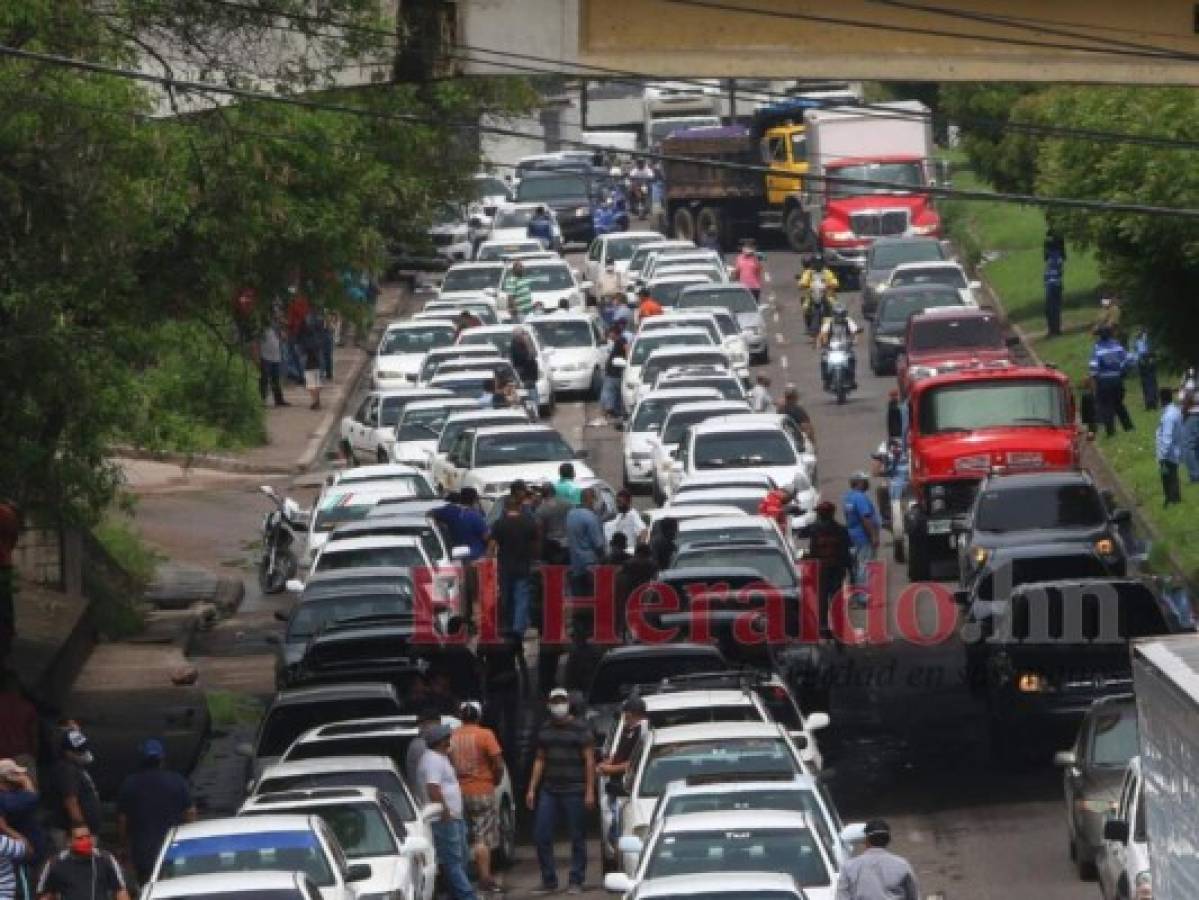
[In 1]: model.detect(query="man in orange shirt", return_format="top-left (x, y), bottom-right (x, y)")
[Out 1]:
top-left (635, 286), bottom-right (663, 325)
top-left (448, 701), bottom-right (506, 893)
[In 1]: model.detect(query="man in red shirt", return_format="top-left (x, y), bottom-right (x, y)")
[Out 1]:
top-left (635, 287), bottom-right (663, 326)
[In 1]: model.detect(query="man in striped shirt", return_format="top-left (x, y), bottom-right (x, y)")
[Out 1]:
top-left (504, 262), bottom-right (534, 321)
top-left (0, 816), bottom-right (30, 900)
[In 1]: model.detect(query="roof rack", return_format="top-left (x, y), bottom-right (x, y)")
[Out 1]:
top-left (631, 669), bottom-right (775, 696)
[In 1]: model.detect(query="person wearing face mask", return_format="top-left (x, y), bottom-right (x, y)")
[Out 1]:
top-left (526, 688), bottom-right (595, 895)
top-left (43, 729), bottom-right (100, 850)
top-left (35, 827), bottom-right (129, 900)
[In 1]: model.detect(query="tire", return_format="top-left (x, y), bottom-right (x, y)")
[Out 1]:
top-left (588, 368), bottom-right (602, 402)
top-left (376, 447), bottom-right (389, 464)
top-left (1073, 839), bottom-right (1098, 881)
top-left (340, 439), bottom-right (356, 466)
top-left (907, 525), bottom-right (931, 581)
top-left (652, 478), bottom-right (666, 507)
top-left (494, 797), bottom-right (517, 868)
top-left (695, 206), bottom-right (724, 249)
top-left (785, 206), bottom-right (814, 253)
top-left (834, 372), bottom-right (847, 405)
top-left (258, 548), bottom-right (294, 595)
top-left (672, 205), bottom-right (696, 243)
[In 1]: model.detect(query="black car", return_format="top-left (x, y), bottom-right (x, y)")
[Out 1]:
top-left (860, 236), bottom-right (949, 318)
top-left (515, 171), bottom-right (599, 244)
top-left (964, 577), bottom-right (1186, 761)
top-left (955, 471), bottom-right (1131, 589)
top-left (867, 284), bottom-right (964, 374)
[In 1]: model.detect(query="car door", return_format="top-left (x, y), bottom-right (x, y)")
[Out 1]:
top-left (585, 237), bottom-right (604, 289)
top-left (446, 432), bottom-right (474, 493)
top-left (354, 396), bottom-right (381, 456)
top-left (344, 395), bottom-right (373, 449)
top-left (1099, 767), bottom-right (1135, 899)
top-left (669, 433), bottom-right (691, 496)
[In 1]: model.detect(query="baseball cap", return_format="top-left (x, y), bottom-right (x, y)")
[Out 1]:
top-left (139, 738), bottom-right (165, 760)
top-left (864, 819), bottom-right (891, 839)
top-left (62, 729), bottom-right (90, 754)
top-left (621, 695), bottom-right (647, 715)
top-left (423, 723), bottom-right (454, 746)
top-left (0, 759), bottom-right (27, 780)
top-left (548, 687), bottom-right (570, 701)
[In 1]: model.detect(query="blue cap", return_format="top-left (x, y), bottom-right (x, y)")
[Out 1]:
top-left (139, 738), bottom-right (165, 760)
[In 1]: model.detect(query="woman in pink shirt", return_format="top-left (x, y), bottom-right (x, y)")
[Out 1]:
top-left (733, 240), bottom-right (764, 301)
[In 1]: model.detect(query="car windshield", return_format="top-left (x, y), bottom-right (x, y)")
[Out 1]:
top-left (879, 290), bottom-right (962, 325)
top-left (433, 377), bottom-right (491, 399)
top-left (460, 331), bottom-right (515, 356)
top-left (474, 432), bottom-right (574, 466)
top-left (287, 590), bottom-right (414, 641)
top-left (529, 320), bottom-right (593, 349)
top-left (315, 545), bottom-right (425, 572)
top-left (256, 699), bottom-right (399, 759)
top-left (648, 318), bottom-right (720, 345)
top-left (380, 396), bottom-right (440, 428)
top-left (645, 827), bottom-right (828, 886)
top-left (641, 739), bottom-right (797, 797)
top-left (631, 333), bottom-right (713, 365)
top-left (478, 243), bottom-right (538, 261)
top-left (442, 268), bottom-right (502, 293)
top-left (893, 267), bottom-right (967, 289)
top-left (314, 489), bottom-right (430, 532)
top-left (397, 407), bottom-right (459, 441)
top-left (516, 175), bottom-right (590, 202)
top-left (908, 316), bottom-right (1004, 352)
top-left (694, 432), bottom-right (796, 469)
top-left (159, 831), bottom-right (334, 886)
top-left (632, 397), bottom-right (695, 433)
top-left (643, 354), bottom-right (727, 385)
top-left (438, 416), bottom-right (519, 453)
top-left (310, 803), bottom-right (397, 859)
top-left (256, 771), bottom-right (413, 820)
top-left (588, 654), bottom-right (724, 704)
top-left (919, 379), bottom-right (1067, 434)
top-left (495, 208), bottom-right (535, 228)
top-left (871, 241), bottom-right (945, 269)
top-left (510, 265), bottom-right (574, 291)
top-left (1089, 706), bottom-right (1138, 767)
top-left (672, 494), bottom-right (764, 516)
top-left (828, 161), bottom-right (924, 198)
top-left (604, 236), bottom-right (656, 262)
top-left (647, 705), bottom-right (761, 729)
top-left (650, 280), bottom-right (709, 307)
top-left (630, 245), bottom-right (679, 273)
top-left (677, 525), bottom-right (769, 550)
top-left (380, 326), bottom-right (455, 355)
top-left (650, 116), bottom-right (719, 142)
top-left (679, 289), bottom-right (758, 315)
top-left (662, 408), bottom-right (744, 444)
top-left (672, 548), bottom-right (797, 588)
top-left (976, 483), bottom-right (1106, 532)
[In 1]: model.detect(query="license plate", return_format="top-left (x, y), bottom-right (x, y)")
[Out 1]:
top-left (926, 519), bottom-right (952, 535)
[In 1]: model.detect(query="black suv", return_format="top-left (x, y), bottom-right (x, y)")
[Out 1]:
top-left (515, 171), bottom-right (600, 244)
top-left (955, 470), bottom-right (1130, 589)
top-left (860, 236), bottom-right (948, 318)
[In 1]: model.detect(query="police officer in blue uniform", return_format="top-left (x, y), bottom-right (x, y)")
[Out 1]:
top-left (1088, 326), bottom-right (1135, 437)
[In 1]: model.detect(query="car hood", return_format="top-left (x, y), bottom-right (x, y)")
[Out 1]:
top-left (735, 311), bottom-right (764, 329)
top-left (392, 438), bottom-right (437, 463)
top-left (489, 227), bottom-right (531, 243)
top-left (625, 432), bottom-right (656, 455)
top-left (905, 347), bottom-right (1012, 370)
top-left (438, 288), bottom-right (495, 304)
top-left (375, 351), bottom-right (426, 374)
top-left (973, 525), bottom-right (1111, 552)
top-left (356, 854), bottom-right (412, 897)
top-left (546, 347), bottom-right (598, 368)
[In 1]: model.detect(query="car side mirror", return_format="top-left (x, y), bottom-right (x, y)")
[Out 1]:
top-left (604, 873), bottom-right (634, 894)
top-left (420, 802), bottom-right (445, 822)
top-left (806, 712), bottom-right (831, 731)
top-left (285, 578), bottom-right (305, 594)
top-left (840, 823), bottom-right (867, 845)
top-left (347, 863), bottom-right (372, 883)
top-left (401, 836), bottom-right (432, 858)
top-left (1103, 818), bottom-right (1130, 843)
top-left (1053, 750), bottom-right (1077, 768)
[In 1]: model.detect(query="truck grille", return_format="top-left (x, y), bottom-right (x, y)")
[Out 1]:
top-left (926, 479), bottom-right (978, 516)
top-left (850, 210), bottom-right (909, 237)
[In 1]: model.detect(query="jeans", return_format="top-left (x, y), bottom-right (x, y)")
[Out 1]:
top-left (852, 542), bottom-right (876, 586)
top-left (320, 328), bottom-right (333, 380)
top-left (533, 790), bottom-right (587, 889)
top-left (1184, 415), bottom-right (1199, 483)
top-left (601, 375), bottom-right (623, 417)
top-left (285, 339), bottom-right (304, 382)
top-left (523, 379), bottom-right (540, 412)
top-left (1138, 360), bottom-right (1159, 410)
top-left (1095, 379), bottom-right (1133, 436)
top-left (431, 818), bottom-right (477, 900)
top-left (500, 570), bottom-right (530, 638)
top-left (258, 360), bottom-right (284, 404)
top-left (1161, 460), bottom-right (1182, 506)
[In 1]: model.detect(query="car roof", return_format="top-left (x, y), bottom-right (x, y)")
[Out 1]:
top-left (671, 487), bottom-right (767, 500)
top-left (664, 400), bottom-right (749, 417)
top-left (651, 720), bottom-right (786, 745)
top-left (658, 809), bottom-right (811, 832)
top-left (272, 683), bottom-right (398, 705)
top-left (295, 715), bottom-right (429, 740)
top-left (525, 313), bottom-right (594, 324)
top-left (633, 327), bottom-right (710, 343)
top-left (662, 773), bottom-right (818, 798)
top-left (980, 470), bottom-right (1094, 490)
top-left (301, 568), bottom-right (416, 587)
top-left (369, 387), bottom-right (452, 400)
top-left (428, 344), bottom-right (499, 357)
top-left (604, 230), bottom-right (665, 241)
top-left (645, 505), bottom-right (748, 522)
top-left (460, 324), bottom-right (521, 335)
top-left (444, 409), bottom-right (528, 424)
top-left (242, 786), bottom-right (380, 810)
top-left (335, 464), bottom-right (424, 482)
top-left (892, 260), bottom-right (964, 272)
top-left (599, 642), bottom-right (726, 662)
top-left (632, 873), bottom-right (801, 899)
top-left (910, 305), bottom-right (995, 320)
top-left (319, 535), bottom-right (422, 551)
top-left (430, 369), bottom-right (501, 383)
top-left (402, 397), bottom-right (478, 413)
top-left (143, 871), bottom-right (310, 898)
top-left (446, 261), bottom-right (505, 271)
top-left (677, 515), bottom-right (773, 532)
top-left (643, 690), bottom-right (755, 711)
top-left (679, 283), bottom-right (753, 294)
top-left (471, 423), bottom-right (558, 438)
top-left (386, 319), bottom-right (456, 331)
top-left (678, 472), bottom-right (774, 487)
top-left (691, 416), bottom-right (788, 435)
top-left (645, 346), bottom-right (727, 359)
top-left (637, 388), bottom-right (725, 403)
top-left (170, 814), bottom-right (318, 839)
top-left (648, 274), bottom-right (711, 286)
top-left (258, 755), bottom-right (400, 779)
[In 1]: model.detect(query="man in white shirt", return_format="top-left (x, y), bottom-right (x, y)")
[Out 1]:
top-left (418, 724), bottom-right (476, 900)
top-left (749, 374), bottom-right (774, 413)
top-left (604, 489), bottom-right (646, 547)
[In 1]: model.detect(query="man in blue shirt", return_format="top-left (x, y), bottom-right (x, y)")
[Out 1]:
top-left (433, 489), bottom-right (489, 560)
top-left (1157, 388), bottom-right (1185, 506)
top-left (527, 206), bottom-right (554, 249)
top-left (116, 739), bottom-right (196, 884)
top-left (1132, 327), bottom-right (1159, 411)
top-left (1088, 327), bottom-right (1134, 437)
top-left (565, 489), bottom-right (605, 598)
top-left (843, 473), bottom-right (880, 587)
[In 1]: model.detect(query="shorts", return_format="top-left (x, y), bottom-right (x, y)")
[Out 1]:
top-left (304, 369), bottom-right (322, 389)
top-left (464, 793), bottom-right (500, 849)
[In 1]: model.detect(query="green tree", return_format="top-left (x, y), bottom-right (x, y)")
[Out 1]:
top-left (940, 83), bottom-right (1041, 193)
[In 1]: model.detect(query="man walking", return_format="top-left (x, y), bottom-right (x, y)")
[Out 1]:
top-left (116, 739), bottom-right (196, 885)
top-left (596, 697), bottom-right (648, 848)
top-left (0, 814), bottom-right (29, 900)
top-left (748, 374), bottom-right (773, 413)
top-left (534, 483), bottom-right (571, 565)
top-left (44, 729), bottom-right (101, 847)
top-left (555, 463), bottom-right (582, 506)
top-left (510, 328), bottom-right (540, 412)
top-left (779, 385), bottom-right (814, 442)
top-left (0, 759), bottom-right (43, 887)
top-left (1043, 250), bottom-right (1064, 337)
top-left (258, 319), bottom-right (288, 407)
top-left (565, 489), bottom-right (605, 598)
top-left (526, 688), bottom-right (595, 895)
top-left (448, 702), bottom-right (505, 895)
top-left (488, 495), bottom-right (539, 644)
top-left (1157, 388), bottom-right (1185, 507)
top-left (836, 819), bottom-right (919, 900)
top-left (418, 724), bottom-right (476, 900)
top-left (504, 262), bottom-right (534, 322)
top-left (843, 473), bottom-right (880, 588)
top-left (1088, 326), bottom-right (1134, 437)
top-left (807, 501), bottom-right (853, 638)
top-left (526, 206), bottom-right (554, 249)
top-left (604, 490), bottom-right (646, 549)
top-left (35, 827), bottom-right (130, 900)
top-left (733, 239), bottom-right (764, 302)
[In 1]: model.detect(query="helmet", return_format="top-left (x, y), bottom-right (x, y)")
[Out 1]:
top-left (833, 304), bottom-right (848, 322)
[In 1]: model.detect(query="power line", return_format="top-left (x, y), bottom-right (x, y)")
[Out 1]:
top-left (2, 41), bottom-right (1197, 219)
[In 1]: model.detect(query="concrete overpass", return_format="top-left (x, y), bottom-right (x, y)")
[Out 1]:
top-left (458, 0), bottom-right (1199, 84)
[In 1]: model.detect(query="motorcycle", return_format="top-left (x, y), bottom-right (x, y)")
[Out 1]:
top-left (258, 485), bottom-right (303, 594)
top-left (629, 181), bottom-right (651, 218)
top-left (804, 275), bottom-right (830, 337)
top-left (823, 340), bottom-right (854, 405)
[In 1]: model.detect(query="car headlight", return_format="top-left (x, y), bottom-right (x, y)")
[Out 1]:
top-left (825, 230), bottom-right (855, 241)
top-left (969, 546), bottom-right (989, 567)
top-left (1015, 671), bottom-right (1051, 693)
top-left (909, 223), bottom-right (939, 236)
top-left (575, 206), bottom-right (590, 218)
top-left (1095, 538), bottom-right (1116, 556)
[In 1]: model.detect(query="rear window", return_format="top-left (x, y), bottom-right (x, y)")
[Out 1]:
top-left (679, 289), bottom-right (757, 314)
top-left (257, 697), bottom-right (399, 758)
top-left (976, 483), bottom-right (1106, 532)
top-left (314, 545), bottom-right (425, 572)
top-left (909, 315), bottom-right (1003, 352)
top-left (589, 653), bottom-right (725, 704)
top-left (640, 738), bottom-right (796, 797)
top-left (159, 831), bottom-right (334, 886)
top-left (647, 705), bottom-right (761, 729)
top-left (870, 240), bottom-right (945, 269)
top-left (879, 289), bottom-right (962, 325)
top-left (287, 590), bottom-right (414, 641)
top-left (693, 432), bottom-right (796, 469)
top-left (892, 267), bottom-right (966, 289)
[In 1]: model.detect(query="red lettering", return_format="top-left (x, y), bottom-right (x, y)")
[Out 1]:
top-left (539, 565), bottom-right (570, 645)
top-left (895, 582), bottom-right (959, 646)
top-left (413, 566), bottom-right (468, 645)
top-left (683, 582), bottom-right (721, 646)
top-left (796, 560), bottom-right (823, 644)
top-left (627, 581), bottom-right (681, 644)
top-left (732, 581), bottom-right (787, 646)
top-left (474, 559), bottom-right (500, 646)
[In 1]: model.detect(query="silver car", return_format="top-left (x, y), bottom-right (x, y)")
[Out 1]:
top-left (676, 283), bottom-right (768, 362)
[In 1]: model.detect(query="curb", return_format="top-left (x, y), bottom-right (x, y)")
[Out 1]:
top-left (295, 348), bottom-right (372, 472)
top-left (114, 445), bottom-right (296, 476)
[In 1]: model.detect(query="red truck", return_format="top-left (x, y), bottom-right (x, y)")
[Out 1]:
top-left (900, 365), bottom-right (1081, 581)
top-left (896, 307), bottom-right (1015, 397)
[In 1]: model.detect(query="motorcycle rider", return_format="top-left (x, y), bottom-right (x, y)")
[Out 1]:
top-left (818, 304), bottom-right (860, 390)
top-left (798, 255), bottom-right (839, 338)
top-left (629, 159), bottom-right (654, 216)
top-left (526, 206), bottom-right (554, 250)
top-left (593, 199), bottom-right (617, 238)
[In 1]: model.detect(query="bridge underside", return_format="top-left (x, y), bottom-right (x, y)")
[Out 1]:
top-left (459, 0), bottom-right (1198, 84)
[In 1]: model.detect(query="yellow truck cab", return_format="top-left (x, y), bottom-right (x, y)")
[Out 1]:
top-left (761, 123), bottom-right (808, 206)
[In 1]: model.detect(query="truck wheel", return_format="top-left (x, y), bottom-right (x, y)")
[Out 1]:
top-left (695, 206), bottom-right (724, 248)
top-left (785, 207), bottom-right (814, 253)
top-left (672, 206), bottom-right (696, 243)
top-left (907, 525), bottom-right (930, 581)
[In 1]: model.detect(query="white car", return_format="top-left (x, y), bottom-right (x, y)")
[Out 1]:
top-left (252, 755), bottom-right (420, 825)
top-left (340, 389), bottom-right (452, 465)
top-left (498, 258), bottom-right (590, 314)
top-left (141, 871), bottom-right (326, 899)
top-left (648, 400), bottom-right (753, 504)
top-left (652, 367), bottom-right (747, 402)
top-left (677, 284), bottom-right (769, 362)
top-left (428, 408), bottom-right (531, 493)
top-left (670, 483), bottom-right (818, 534)
top-left (632, 347), bottom-right (735, 406)
top-left (676, 512), bottom-right (793, 560)
top-left (884, 260), bottom-right (982, 307)
top-left (622, 327), bottom-right (715, 411)
top-left (603, 872), bottom-right (806, 900)
top-left (428, 212), bottom-right (471, 263)
top-left (624, 240), bottom-right (694, 290)
top-left (635, 274), bottom-right (717, 310)
top-left (436, 261), bottom-right (507, 304)
top-left (240, 787), bottom-right (431, 900)
top-left (669, 415), bottom-right (814, 502)
top-left (641, 248), bottom-right (726, 285)
top-left (386, 397), bottom-right (478, 467)
top-left (584, 231), bottom-right (666, 294)
top-left (1097, 757), bottom-right (1151, 900)
top-left (623, 388), bottom-right (723, 491)
top-left (487, 202), bottom-right (563, 250)
top-left (642, 309), bottom-right (749, 372)
top-left (417, 344), bottom-right (508, 385)
top-left (525, 313), bottom-right (608, 398)
top-left (311, 534), bottom-right (438, 577)
top-left (147, 815), bottom-right (368, 900)
top-left (475, 238), bottom-right (547, 262)
top-left (305, 478), bottom-right (438, 568)
top-left (450, 423), bottom-right (595, 507)
top-left (427, 369), bottom-right (536, 419)
top-left (607, 810), bottom-right (836, 899)
top-left (373, 321), bottom-right (457, 389)
top-left (456, 324), bottom-right (554, 415)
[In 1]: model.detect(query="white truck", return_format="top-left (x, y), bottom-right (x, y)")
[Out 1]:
top-left (643, 89), bottom-right (720, 150)
top-left (802, 101), bottom-right (942, 280)
top-left (1131, 633), bottom-right (1199, 900)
